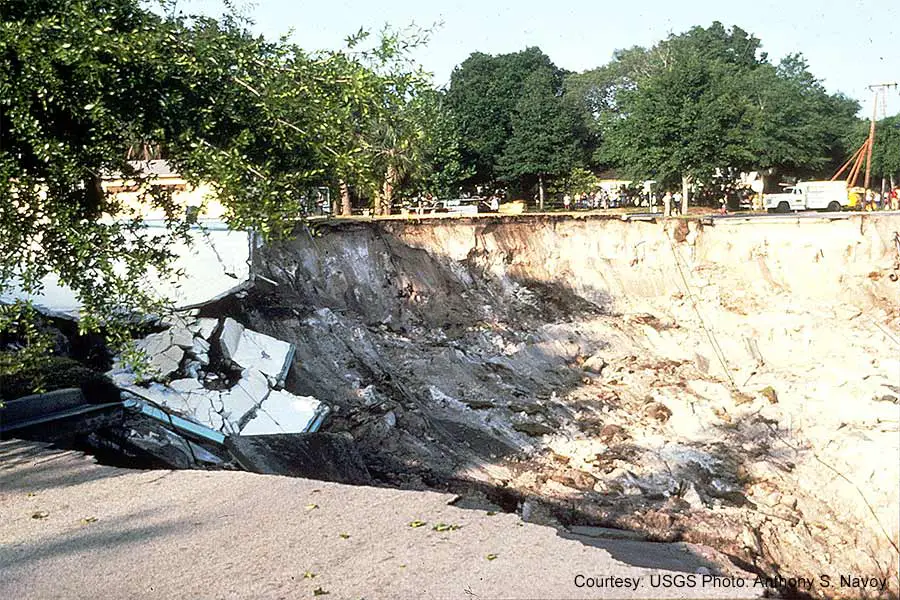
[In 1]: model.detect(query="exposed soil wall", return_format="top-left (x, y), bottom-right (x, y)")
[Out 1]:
top-left (247, 213), bottom-right (900, 597)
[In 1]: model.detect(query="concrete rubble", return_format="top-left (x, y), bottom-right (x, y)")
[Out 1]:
top-left (220, 317), bottom-right (294, 385)
top-left (107, 316), bottom-right (328, 440)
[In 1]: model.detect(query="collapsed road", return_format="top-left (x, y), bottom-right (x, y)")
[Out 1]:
top-left (2, 212), bottom-right (899, 598)
top-left (1, 317), bottom-right (369, 484)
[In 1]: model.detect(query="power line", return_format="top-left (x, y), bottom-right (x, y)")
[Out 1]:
top-left (863, 82), bottom-right (898, 192)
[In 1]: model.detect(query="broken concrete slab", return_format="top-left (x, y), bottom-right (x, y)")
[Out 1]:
top-left (207, 390), bottom-right (224, 413)
top-left (121, 395), bottom-right (227, 452)
top-left (119, 384), bottom-right (221, 431)
top-left (121, 382), bottom-right (180, 407)
top-left (219, 317), bottom-right (243, 361)
top-left (189, 317), bottom-right (219, 340)
top-left (205, 407), bottom-right (225, 431)
top-left (239, 407), bottom-right (281, 435)
top-left (219, 368), bottom-right (270, 431)
top-left (240, 389), bottom-right (322, 435)
top-left (4, 226), bottom-right (252, 319)
top-left (219, 317), bottom-right (294, 385)
top-left (107, 368), bottom-right (138, 388)
top-left (226, 433), bottom-right (372, 484)
top-left (170, 325), bottom-right (194, 349)
top-left (184, 360), bottom-right (202, 379)
top-left (148, 346), bottom-right (184, 379)
top-left (136, 331), bottom-right (171, 357)
top-left (180, 393), bottom-right (223, 428)
top-left (191, 336), bottom-right (211, 356)
top-left (169, 378), bottom-right (205, 394)
top-left (119, 421), bottom-right (209, 469)
top-left (188, 336), bottom-right (211, 367)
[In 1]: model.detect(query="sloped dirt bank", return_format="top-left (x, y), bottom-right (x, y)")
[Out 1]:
top-left (245, 213), bottom-right (900, 598)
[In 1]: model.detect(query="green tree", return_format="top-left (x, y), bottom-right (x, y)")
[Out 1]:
top-left (601, 27), bottom-right (751, 209)
top-left (403, 89), bottom-right (471, 200)
top-left (550, 166), bottom-right (599, 198)
top-left (561, 67), bottom-right (619, 168)
top-left (598, 22), bottom-right (860, 210)
top-left (872, 115), bottom-right (900, 186)
top-left (738, 55), bottom-right (859, 191)
top-left (0, 0), bottom-right (440, 379)
top-left (498, 68), bottom-right (580, 208)
top-left (447, 47), bottom-right (566, 188)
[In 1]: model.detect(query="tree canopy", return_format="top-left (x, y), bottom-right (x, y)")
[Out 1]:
top-left (496, 67), bottom-right (581, 206)
top-left (593, 22), bottom-right (860, 199)
top-left (447, 47), bottom-right (589, 197)
top-left (872, 115), bottom-right (900, 183)
top-left (0, 0), bottom-right (448, 367)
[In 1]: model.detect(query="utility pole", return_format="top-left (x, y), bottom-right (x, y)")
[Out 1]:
top-left (864, 82), bottom-right (898, 193)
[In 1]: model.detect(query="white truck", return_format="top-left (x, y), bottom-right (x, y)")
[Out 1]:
top-left (764, 180), bottom-right (847, 213)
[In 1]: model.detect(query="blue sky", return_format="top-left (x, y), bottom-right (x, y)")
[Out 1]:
top-left (183, 0), bottom-right (899, 117)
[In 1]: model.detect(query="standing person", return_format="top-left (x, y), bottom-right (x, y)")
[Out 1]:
top-left (490, 194), bottom-right (499, 212)
top-left (563, 193), bottom-right (571, 211)
top-left (891, 187), bottom-right (899, 211)
top-left (663, 191), bottom-right (672, 216)
top-left (672, 191), bottom-right (682, 215)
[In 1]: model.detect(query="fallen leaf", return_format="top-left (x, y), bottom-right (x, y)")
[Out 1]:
top-left (305, 503), bottom-right (319, 511)
top-left (339, 533), bottom-right (350, 539)
top-left (31, 511), bottom-right (49, 520)
top-left (486, 511), bottom-right (497, 516)
top-left (408, 520), bottom-right (427, 528)
top-left (303, 571), bottom-right (316, 579)
top-left (432, 523), bottom-right (461, 532)
top-left (312, 587), bottom-right (329, 596)
top-left (486, 553), bottom-right (499, 561)
top-left (80, 517), bottom-right (98, 524)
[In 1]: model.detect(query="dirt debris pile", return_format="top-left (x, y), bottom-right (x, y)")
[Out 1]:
top-left (244, 213), bottom-right (899, 597)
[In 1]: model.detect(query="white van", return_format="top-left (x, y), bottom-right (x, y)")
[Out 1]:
top-left (764, 180), bottom-right (847, 213)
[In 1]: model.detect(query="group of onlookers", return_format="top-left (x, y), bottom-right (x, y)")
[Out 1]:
top-left (562, 188), bottom-right (651, 210)
top-left (563, 191), bottom-right (609, 210)
top-left (861, 188), bottom-right (900, 211)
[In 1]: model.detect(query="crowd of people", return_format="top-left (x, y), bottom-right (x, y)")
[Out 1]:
top-left (859, 187), bottom-right (900, 211)
top-left (561, 188), bottom-right (650, 210)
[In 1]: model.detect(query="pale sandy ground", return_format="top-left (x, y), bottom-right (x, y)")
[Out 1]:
top-left (0, 440), bottom-right (763, 600)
